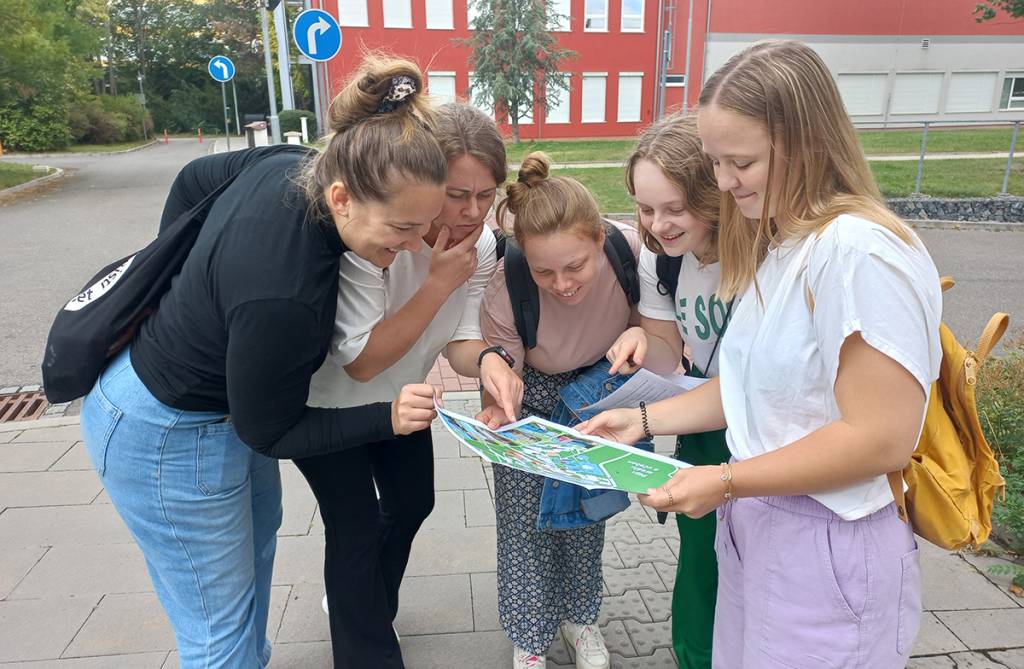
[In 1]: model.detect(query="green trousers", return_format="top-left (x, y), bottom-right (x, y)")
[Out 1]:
top-left (672, 428), bottom-right (730, 669)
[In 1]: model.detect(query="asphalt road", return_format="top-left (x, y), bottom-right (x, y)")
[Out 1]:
top-left (1, 142), bottom-right (1022, 386)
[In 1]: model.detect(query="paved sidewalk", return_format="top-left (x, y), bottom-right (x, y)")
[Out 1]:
top-left (1, 395), bottom-right (1022, 668)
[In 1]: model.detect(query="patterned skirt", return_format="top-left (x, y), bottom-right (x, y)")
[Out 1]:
top-left (494, 365), bottom-right (605, 655)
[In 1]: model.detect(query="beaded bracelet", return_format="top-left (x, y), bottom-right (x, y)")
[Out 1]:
top-left (638, 401), bottom-right (653, 440)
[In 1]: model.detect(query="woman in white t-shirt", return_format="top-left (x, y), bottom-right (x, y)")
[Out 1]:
top-left (581, 41), bottom-right (942, 668)
top-left (604, 112), bottom-right (729, 668)
top-left (298, 102), bottom-right (523, 669)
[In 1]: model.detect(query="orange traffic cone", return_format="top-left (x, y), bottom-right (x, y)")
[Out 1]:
top-left (198, 128), bottom-right (203, 143)
top-left (163, 129), bottom-right (169, 144)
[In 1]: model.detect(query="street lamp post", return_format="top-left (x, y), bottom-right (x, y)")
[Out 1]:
top-left (137, 72), bottom-right (149, 140)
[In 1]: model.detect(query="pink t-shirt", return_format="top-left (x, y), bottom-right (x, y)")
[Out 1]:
top-left (481, 222), bottom-right (641, 375)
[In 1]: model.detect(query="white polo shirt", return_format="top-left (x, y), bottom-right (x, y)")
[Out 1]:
top-left (307, 230), bottom-right (497, 408)
top-left (719, 214), bottom-right (942, 520)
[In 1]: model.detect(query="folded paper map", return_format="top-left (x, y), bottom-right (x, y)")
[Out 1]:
top-left (435, 405), bottom-right (687, 494)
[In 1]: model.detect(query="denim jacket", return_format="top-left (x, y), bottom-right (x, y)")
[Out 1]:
top-left (537, 359), bottom-right (654, 531)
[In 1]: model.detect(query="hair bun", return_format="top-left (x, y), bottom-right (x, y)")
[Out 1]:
top-left (517, 152), bottom-right (551, 187)
top-left (327, 54), bottom-right (426, 135)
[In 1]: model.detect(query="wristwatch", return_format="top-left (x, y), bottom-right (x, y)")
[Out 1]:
top-left (477, 345), bottom-right (515, 369)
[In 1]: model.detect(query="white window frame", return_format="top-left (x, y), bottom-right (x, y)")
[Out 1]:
top-left (1001, 73), bottom-right (1024, 110)
top-left (620, 0), bottom-right (644, 32)
top-left (428, 71), bottom-right (457, 105)
top-left (383, 0), bottom-right (413, 28)
top-left (582, 72), bottom-right (607, 123)
top-left (337, 0), bottom-right (369, 27)
top-left (584, 0), bottom-right (608, 32)
top-left (945, 71), bottom-right (998, 114)
top-left (617, 72), bottom-right (643, 122)
top-left (835, 71), bottom-right (888, 116)
top-left (890, 71), bottom-right (944, 115)
top-left (545, 75), bottom-right (571, 124)
top-left (547, 0), bottom-right (571, 31)
top-left (425, 0), bottom-right (454, 29)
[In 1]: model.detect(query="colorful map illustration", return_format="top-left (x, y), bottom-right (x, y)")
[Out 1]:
top-left (435, 406), bottom-right (686, 493)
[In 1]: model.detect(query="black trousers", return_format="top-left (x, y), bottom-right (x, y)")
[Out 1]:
top-left (294, 428), bottom-right (435, 669)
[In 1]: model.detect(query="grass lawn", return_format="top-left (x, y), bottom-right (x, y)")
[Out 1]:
top-left (503, 127), bottom-right (1020, 165)
top-left (0, 162), bottom-right (49, 189)
top-left (540, 158), bottom-right (1023, 212)
top-left (63, 139), bottom-right (153, 153)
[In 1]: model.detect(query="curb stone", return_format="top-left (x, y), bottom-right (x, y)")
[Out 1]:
top-left (0, 166), bottom-right (64, 196)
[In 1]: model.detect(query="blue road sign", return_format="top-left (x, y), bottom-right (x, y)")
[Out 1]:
top-left (208, 56), bottom-right (235, 83)
top-left (293, 9), bottom-right (342, 62)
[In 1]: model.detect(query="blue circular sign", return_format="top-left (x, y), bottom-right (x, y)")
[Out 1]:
top-left (293, 9), bottom-right (342, 62)
top-left (208, 56), bottom-right (235, 83)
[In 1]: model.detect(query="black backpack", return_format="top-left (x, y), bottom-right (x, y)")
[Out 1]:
top-left (655, 253), bottom-right (683, 298)
top-left (492, 222), bottom-right (640, 349)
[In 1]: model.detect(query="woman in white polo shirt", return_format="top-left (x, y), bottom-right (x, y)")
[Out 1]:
top-left (298, 102), bottom-right (523, 669)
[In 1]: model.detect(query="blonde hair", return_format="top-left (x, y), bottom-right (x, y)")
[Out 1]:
top-left (625, 112), bottom-right (720, 264)
top-left (304, 53), bottom-right (446, 212)
top-left (698, 40), bottom-right (913, 300)
top-left (497, 152), bottom-right (603, 246)
top-left (435, 102), bottom-right (507, 187)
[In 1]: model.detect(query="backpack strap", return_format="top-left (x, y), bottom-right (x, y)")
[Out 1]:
top-left (887, 472), bottom-right (909, 524)
top-left (602, 222), bottom-right (640, 305)
top-left (502, 240), bottom-right (541, 350)
top-left (975, 312), bottom-right (1009, 364)
top-left (656, 254), bottom-right (683, 298)
top-left (492, 227), bottom-right (508, 261)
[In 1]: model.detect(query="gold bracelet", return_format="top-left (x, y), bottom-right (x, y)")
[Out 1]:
top-left (720, 462), bottom-right (733, 501)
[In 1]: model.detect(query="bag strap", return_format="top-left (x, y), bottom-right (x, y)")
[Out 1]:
top-left (602, 222), bottom-right (640, 305)
top-left (492, 227), bottom-right (508, 261)
top-left (656, 253), bottom-right (683, 298)
top-left (503, 240), bottom-right (541, 350)
top-left (975, 312), bottom-right (1009, 364)
top-left (698, 298), bottom-right (735, 376)
top-left (887, 472), bottom-right (910, 524)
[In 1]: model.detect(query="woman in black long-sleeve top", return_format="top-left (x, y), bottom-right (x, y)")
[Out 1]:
top-left (78, 55), bottom-right (446, 669)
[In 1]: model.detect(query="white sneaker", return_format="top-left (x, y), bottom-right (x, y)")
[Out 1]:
top-left (513, 646), bottom-right (547, 668)
top-left (564, 623), bottom-right (610, 669)
top-left (321, 594), bottom-right (399, 642)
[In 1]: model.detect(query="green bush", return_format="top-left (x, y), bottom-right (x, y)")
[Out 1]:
top-left (279, 109), bottom-right (316, 138)
top-left (66, 95), bottom-right (151, 145)
top-left (978, 331), bottom-right (1024, 553)
top-left (0, 98), bottom-right (71, 151)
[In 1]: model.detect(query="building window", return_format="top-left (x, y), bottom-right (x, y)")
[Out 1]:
top-left (429, 72), bottom-right (457, 105)
top-left (383, 0), bottom-right (412, 28)
top-left (946, 72), bottom-right (998, 113)
top-left (338, 0), bottom-right (369, 26)
top-left (426, 0), bottom-right (454, 29)
top-left (1001, 74), bottom-right (1024, 110)
top-left (891, 72), bottom-right (943, 114)
top-left (617, 73), bottom-right (642, 122)
top-left (467, 0), bottom-right (480, 28)
top-left (582, 73), bottom-right (607, 122)
top-left (469, 72), bottom-right (493, 118)
top-left (621, 0), bottom-right (643, 31)
top-left (584, 0), bottom-right (607, 31)
top-left (545, 75), bottom-right (571, 124)
top-left (665, 74), bottom-right (685, 87)
top-left (548, 0), bottom-right (571, 31)
top-left (836, 73), bottom-right (887, 116)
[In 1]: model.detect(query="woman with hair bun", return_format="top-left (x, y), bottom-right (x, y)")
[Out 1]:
top-left (480, 152), bottom-right (645, 669)
top-left (303, 101), bottom-right (523, 668)
top-left (78, 54), bottom-right (447, 668)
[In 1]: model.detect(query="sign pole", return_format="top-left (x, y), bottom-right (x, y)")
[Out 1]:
top-left (221, 81), bottom-right (231, 151)
top-left (232, 81), bottom-right (241, 136)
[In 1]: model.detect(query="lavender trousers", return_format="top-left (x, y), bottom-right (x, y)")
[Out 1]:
top-left (712, 495), bottom-right (921, 668)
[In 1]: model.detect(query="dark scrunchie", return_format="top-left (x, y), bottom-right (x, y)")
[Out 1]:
top-left (376, 75), bottom-right (417, 113)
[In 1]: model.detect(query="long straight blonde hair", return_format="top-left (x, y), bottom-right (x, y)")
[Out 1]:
top-left (698, 40), bottom-right (914, 300)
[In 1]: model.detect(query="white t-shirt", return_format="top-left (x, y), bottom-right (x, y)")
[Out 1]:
top-left (637, 247), bottom-right (728, 377)
top-left (307, 230), bottom-right (497, 408)
top-left (719, 214), bottom-right (942, 520)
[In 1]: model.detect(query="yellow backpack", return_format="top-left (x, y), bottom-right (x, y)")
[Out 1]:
top-left (887, 277), bottom-right (1009, 550)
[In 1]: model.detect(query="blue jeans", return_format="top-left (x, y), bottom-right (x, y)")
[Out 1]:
top-left (539, 359), bottom-right (654, 530)
top-left (80, 348), bottom-right (282, 669)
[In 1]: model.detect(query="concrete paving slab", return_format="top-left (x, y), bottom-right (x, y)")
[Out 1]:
top-left (547, 630), bottom-right (573, 666)
top-left (277, 464), bottom-right (317, 537)
top-left (599, 589), bottom-right (652, 624)
top-left (421, 490), bottom-right (465, 530)
top-left (639, 588), bottom-right (672, 623)
top-left (990, 648), bottom-right (1024, 668)
top-left (654, 562), bottom-right (676, 591)
top-left (463, 488), bottom-right (496, 527)
top-left (624, 618), bottom-right (672, 657)
top-left (0, 431), bottom-right (19, 444)
top-left (935, 609), bottom-right (1024, 650)
top-left (470, 571), bottom-right (500, 632)
top-left (399, 630), bottom-right (511, 669)
top-left (12, 425), bottom-right (83, 444)
top-left (913, 612), bottom-right (968, 655)
top-left (90, 490), bottom-right (110, 505)
top-left (270, 535), bottom-right (325, 585)
top-left (908, 656), bottom-right (957, 668)
top-left (948, 650), bottom-right (1017, 667)
top-left (604, 563), bottom-right (665, 597)
top-left (64, 592), bottom-right (176, 657)
top-left (0, 504), bottom-right (133, 547)
top-left (47, 442), bottom-right (92, 471)
top-left (609, 501), bottom-right (652, 526)
top-left (0, 596), bottom-right (101, 662)
top-left (614, 539), bottom-right (675, 568)
top-left (0, 545), bottom-right (47, 599)
top-left (275, 583), bottom-right (329, 644)
top-left (0, 471), bottom-right (102, 509)
top-left (610, 647), bottom-right (678, 668)
top-left (602, 542), bottom-right (625, 569)
top-left (0, 652), bottom-right (169, 668)
top-left (630, 520), bottom-right (678, 544)
top-left (0, 440), bottom-right (73, 472)
top-left (434, 458), bottom-right (487, 491)
top-left (431, 435), bottom-right (462, 459)
top-left (606, 520), bottom-right (639, 543)
top-left (395, 574), bottom-right (473, 635)
top-left (404, 527), bottom-right (497, 577)
top-left (265, 640), bottom-right (333, 668)
top-left (921, 543), bottom-right (1020, 610)
top-left (961, 551), bottom-right (1024, 605)
top-left (8, 543), bottom-right (151, 599)
top-left (599, 619), bottom-right (637, 657)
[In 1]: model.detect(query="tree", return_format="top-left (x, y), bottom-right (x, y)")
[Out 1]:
top-left (974, 0), bottom-right (1024, 20)
top-left (462, 0), bottom-right (575, 143)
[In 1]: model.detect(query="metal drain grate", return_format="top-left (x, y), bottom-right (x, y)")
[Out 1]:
top-left (0, 391), bottom-right (49, 423)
